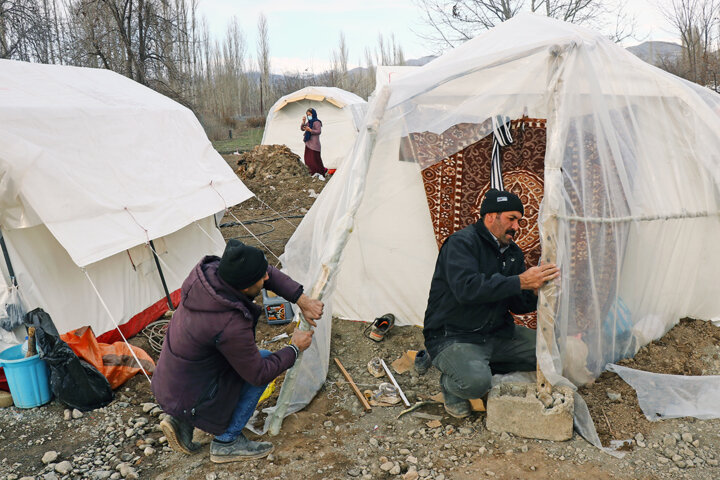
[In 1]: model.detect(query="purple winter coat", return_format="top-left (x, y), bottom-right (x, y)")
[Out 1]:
top-left (151, 256), bottom-right (303, 434)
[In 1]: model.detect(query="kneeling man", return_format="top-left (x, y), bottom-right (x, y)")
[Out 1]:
top-left (423, 189), bottom-right (559, 418)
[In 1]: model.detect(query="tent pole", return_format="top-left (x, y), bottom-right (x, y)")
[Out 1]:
top-left (536, 44), bottom-right (570, 395)
top-left (149, 240), bottom-right (175, 310)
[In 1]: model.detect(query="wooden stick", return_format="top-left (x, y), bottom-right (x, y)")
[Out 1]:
top-left (334, 358), bottom-right (372, 412)
top-left (600, 406), bottom-right (615, 437)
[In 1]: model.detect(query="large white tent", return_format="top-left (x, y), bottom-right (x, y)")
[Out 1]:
top-left (269, 14), bottom-right (720, 438)
top-left (261, 86), bottom-right (367, 170)
top-left (0, 60), bottom-right (252, 341)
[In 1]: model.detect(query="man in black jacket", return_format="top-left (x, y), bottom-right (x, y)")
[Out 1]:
top-left (423, 189), bottom-right (559, 418)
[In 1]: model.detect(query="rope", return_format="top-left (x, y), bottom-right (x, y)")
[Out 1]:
top-left (194, 220), bottom-right (228, 251)
top-left (81, 269), bottom-right (152, 384)
top-left (553, 210), bottom-right (720, 223)
top-left (141, 318), bottom-right (169, 353)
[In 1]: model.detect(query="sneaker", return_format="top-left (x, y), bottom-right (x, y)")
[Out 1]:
top-left (414, 349), bottom-right (432, 375)
top-left (441, 384), bottom-right (471, 419)
top-left (365, 314), bottom-right (395, 342)
top-left (160, 416), bottom-right (200, 454)
top-left (210, 434), bottom-right (274, 463)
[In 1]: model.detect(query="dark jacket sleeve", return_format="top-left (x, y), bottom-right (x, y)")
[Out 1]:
top-left (264, 266), bottom-right (303, 303)
top-left (440, 234), bottom-right (522, 304)
top-left (216, 312), bottom-right (296, 386)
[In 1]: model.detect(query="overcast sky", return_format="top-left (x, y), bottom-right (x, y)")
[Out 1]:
top-left (196, 0), bottom-right (679, 74)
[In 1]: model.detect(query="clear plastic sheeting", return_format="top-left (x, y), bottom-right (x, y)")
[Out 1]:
top-left (276, 13), bottom-right (720, 434)
top-left (607, 364), bottom-right (720, 421)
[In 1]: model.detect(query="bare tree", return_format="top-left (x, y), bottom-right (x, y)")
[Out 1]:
top-left (413, 0), bottom-right (631, 49)
top-left (256, 12), bottom-right (270, 114)
top-left (331, 31), bottom-right (349, 89)
top-left (660, 0), bottom-right (718, 86)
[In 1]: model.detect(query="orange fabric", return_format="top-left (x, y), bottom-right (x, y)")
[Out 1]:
top-left (61, 326), bottom-right (155, 389)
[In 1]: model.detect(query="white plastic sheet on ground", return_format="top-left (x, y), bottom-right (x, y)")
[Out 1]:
top-left (607, 364), bottom-right (720, 421)
top-left (274, 14), bottom-right (720, 439)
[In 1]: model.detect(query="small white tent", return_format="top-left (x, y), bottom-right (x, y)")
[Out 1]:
top-left (0, 60), bottom-right (252, 342)
top-left (270, 14), bottom-right (720, 436)
top-left (261, 86), bottom-right (367, 170)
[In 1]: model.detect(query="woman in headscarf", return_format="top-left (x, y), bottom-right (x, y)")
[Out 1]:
top-left (300, 108), bottom-right (328, 177)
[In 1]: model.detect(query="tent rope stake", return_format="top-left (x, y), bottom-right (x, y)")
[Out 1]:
top-left (81, 268), bottom-right (152, 384)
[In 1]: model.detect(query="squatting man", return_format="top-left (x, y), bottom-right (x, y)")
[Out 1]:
top-left (152, 239), bottom-right (323, 463)
top-left (423, 189), bottom-right (560, 418)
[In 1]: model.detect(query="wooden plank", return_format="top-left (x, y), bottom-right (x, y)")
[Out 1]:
top-left (334, 358), bottom-right (372, 412)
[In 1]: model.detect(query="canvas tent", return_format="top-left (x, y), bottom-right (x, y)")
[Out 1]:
top-left (261, 86), bottom-right (367, 170)
top-left (0, 60), bottom-right (252, 343)
top-left (268, 14), bottom-right (720, 437)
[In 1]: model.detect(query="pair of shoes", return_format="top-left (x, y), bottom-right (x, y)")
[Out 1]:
top-left (364, 314), bottom-right (395, 342)
top-left (414, 349), bottom-right (432, 375)
top-left (210, 433), bottom-right (274, 463)
top-left (441, 383), bottom-right (471, 419)
top-left (160, 416), bottom-right (201, 454)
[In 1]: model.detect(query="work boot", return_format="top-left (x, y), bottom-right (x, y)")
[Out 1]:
top-left (441, 384), bottom-right (471, 419)
top-left (210, 433), bottom-right (274, 463)
top-left (160, 416), bottom-right (200, 454)
top-left (414, 349), bottom-right (432, 375)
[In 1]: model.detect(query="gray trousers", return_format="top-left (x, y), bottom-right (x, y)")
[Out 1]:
top-left (431, 326), bottom-right (536, 400)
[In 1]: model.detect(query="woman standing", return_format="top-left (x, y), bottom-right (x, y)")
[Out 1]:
top-left (301, 108), bottom-right (328, 177)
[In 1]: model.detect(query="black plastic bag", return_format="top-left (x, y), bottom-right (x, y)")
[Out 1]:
top-left (25, 308), bottom-right (113, 411)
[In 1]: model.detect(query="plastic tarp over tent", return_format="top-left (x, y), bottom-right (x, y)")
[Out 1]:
top-left (0, 59), bottom-right (253, 338)
top-left (271, 14), bottom-right (720, 437)
top-left (261, 86), bottom-right (367, 170)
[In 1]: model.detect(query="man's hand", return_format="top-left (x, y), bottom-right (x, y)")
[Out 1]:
top-left (518, 263), bottom-right (560, 292)
top-left (291, 328), bottom-right (314, 352)
top-left (296, 293), bottom-right (324, 327)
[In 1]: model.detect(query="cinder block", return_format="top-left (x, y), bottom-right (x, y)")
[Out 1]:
top-left (486, 382), bottom-right (574, 441)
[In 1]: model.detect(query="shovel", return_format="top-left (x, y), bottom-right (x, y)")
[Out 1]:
top-left (0, 227), bottom-right (25, 331)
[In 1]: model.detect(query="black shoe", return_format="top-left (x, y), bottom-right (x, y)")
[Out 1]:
top-left (365, 313), bottom-right (395, 342)
top-left (160, 416), bottom-right (200, 454)
top-left (441, 384), bottom-right (471, 419)
top-left (414, 349), bottom-right (432, 375)
top-left (210, 434), bottom-right (274, 463)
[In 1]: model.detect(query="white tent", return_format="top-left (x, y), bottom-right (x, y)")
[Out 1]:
top-left (0, 60), bottom-right (252, 341)
top-left (261, 86), bottom-right (367, 170)
top-left (271, 14), bottom-right (720, 438)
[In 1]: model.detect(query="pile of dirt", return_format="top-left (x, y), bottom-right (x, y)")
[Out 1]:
top-left (579, 318), bottom-right (720, 446)
top-left (235, 144), bottom-right (308, 180)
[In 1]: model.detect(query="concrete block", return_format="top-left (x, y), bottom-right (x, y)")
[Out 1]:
top-left (486, 382), bottom-right (574, 441)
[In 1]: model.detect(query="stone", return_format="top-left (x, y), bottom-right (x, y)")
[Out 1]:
top-left (399, 448), bottom-right (411, 455)
top-left (663, 434), bottom-right (677, 447)
top-left (606, 391), bottom-right (621, 402)
top-left (93, 471), bottom-right (113, 480)
top-left (55, 461), bottom-right (73, 475)
top-left (389, 464), bottom-right (401, 475)
top-left (347, 468), bottom-right (361, 477)
top-left (63, 410), bottom-right (72, 421)
top-left (635, 433), bottom-right (645, 443)
top-left (403, 471), bottom-right (419, 480)
top-left (486, 383), bottom-right (574, 441)
top-left (72, 409), bottom-right (83, 419)
top-left (42, 451), bottom-right (59, 464)
top-left (681, 433), bottom-right (693, 443)
top-left (407, 455), bottom-right (417, 464)
top-left (380, 461), bottom-right (394, 472)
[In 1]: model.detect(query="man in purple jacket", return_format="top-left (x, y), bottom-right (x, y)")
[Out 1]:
top-left (152, 239), bottom-right (323, 463)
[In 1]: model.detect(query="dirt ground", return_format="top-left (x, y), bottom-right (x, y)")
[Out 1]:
top-left (1, 146), bottom-right (720, 480)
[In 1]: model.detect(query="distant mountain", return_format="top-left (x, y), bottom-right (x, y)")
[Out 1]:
top-left (405, 55), bottom-right (436, 66)
top-left (626, 41), bottom-right (682, 67)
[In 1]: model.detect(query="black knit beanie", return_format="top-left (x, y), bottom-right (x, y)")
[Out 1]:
top-left (217, 240), bottom-right (268, 289)
top-left (480, 189), bottom-right (524, 216)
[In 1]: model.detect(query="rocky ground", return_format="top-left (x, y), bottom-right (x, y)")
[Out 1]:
top-left (1, 146), bottom-right (720, 480)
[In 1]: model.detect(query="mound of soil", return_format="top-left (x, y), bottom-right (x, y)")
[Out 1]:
top-left (579, 318), bottom-right (720, 446)
top-left (235, 144), bottom-right (308, 180)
